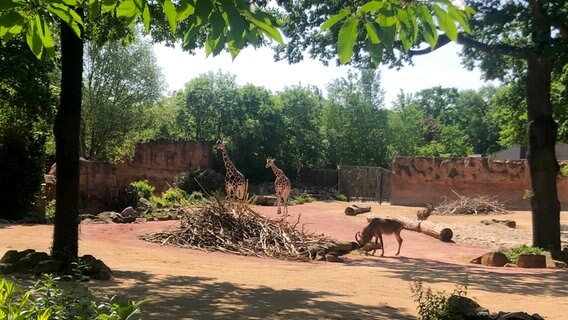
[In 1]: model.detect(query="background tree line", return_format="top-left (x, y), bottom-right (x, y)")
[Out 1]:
top-left (2, 30), bottom-right (568, 198)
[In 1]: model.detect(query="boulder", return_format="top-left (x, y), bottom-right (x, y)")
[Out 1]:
top-left (516, 254), bottom-right (546, 268)
top-left (34, 259), bottom-right (64, 274)
top-left (480, 252), bottom-right (510, 267)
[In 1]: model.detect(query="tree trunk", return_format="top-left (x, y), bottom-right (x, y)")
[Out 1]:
top-left (51, 20), bottom-right (83, 266)
top-left (392, 216), bottom-right (454, 242)
top-left (344, 205), bottom-right (371, 216)
top-left (526, 56), bottom-right (561, 251)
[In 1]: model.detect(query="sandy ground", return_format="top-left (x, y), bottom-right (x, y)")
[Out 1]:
top-left (1, 201), bottom-right (567, 320)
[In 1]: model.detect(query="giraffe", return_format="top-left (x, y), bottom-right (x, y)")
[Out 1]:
top-left (265, 157), bottom-right (292, 215)
top-left (215, 140), bottom-right (248, 201)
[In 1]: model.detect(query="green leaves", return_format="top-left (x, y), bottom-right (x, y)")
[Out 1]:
top-left (0, 0), bottom-right (84, 59)
top-left (0, 0), bottom-right (26, 10)
top-left (433, 4), bottom-right (457, 41)
top-left (47, 2), bottom-right (83, 38)
top-left (319, 0), bottom-right (475, 65)
top-left (337, 17), bottom-right (358, 64)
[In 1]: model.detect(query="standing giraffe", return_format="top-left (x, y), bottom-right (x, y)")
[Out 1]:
top-left (215, 140), bottom-right (248, 201)
top-left (266, 157), bottom-right (292, 215)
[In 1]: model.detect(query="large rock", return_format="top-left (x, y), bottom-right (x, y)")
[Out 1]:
top-left (480, 252), bottom-right (510, 267)
top-left (516, 254), bottom-right (546, 268)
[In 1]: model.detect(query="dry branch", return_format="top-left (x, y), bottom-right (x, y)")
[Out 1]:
top-left (437, 191), bottom-right (511, 215)
top-left (139, 197), bottom-right (345, 262)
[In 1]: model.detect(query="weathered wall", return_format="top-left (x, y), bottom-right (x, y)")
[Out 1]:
top-left (115, 140), bottom-right (213, 192)
top-left (45, 140), bottom-right (214, 213)
top-left (390, 156), bottom-right (568, 210)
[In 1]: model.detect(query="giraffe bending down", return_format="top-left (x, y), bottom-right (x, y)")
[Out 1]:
top-left (266, 157), bottom-right (292, 215)
top-left (215, 140), bottom-right (248, 201)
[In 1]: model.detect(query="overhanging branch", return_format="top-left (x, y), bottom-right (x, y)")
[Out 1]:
top-left (407, 34), bottom-right (529, 60)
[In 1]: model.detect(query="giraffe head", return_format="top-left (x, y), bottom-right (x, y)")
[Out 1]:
top-left (215, 140), bottom-right (225, 150)
top-left (266, 157), bottom-right (275, 168)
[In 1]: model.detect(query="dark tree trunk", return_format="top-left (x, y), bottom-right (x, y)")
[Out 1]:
top-left (51, 20), bottom-right (83, 265)
top-left (526, 56), bottom-right (561, 251)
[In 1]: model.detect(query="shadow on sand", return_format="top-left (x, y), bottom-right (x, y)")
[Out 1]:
top-left (94, 270), bottom-right (415, 320)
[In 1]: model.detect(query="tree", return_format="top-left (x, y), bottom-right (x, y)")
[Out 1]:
top-left (1, 0), bottom-right (283, 267)
top-left (0, 38), bottom-right (56, 220)
top-left (277, 0), bottom-right (566, 251)
top-left (274, 86), bottom-right (327, 176)
top-left (176, 71), bottom-right (241, 141)
top-left (82, 33), bottom-right (165, 162)
top-left (324, 69), bottom-right (389, 167)
top-left (387, 92), bottom-right (426, 158)
top-left (456, 0), bottom-right (567, 250)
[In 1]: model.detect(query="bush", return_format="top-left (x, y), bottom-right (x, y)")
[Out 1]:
top-left (291, 195), bottom-right (316, 204)
top-left (130, 180), bottom-right (155, 200)
top-left (334, 194), bottom-right (348, 201)
top-left (160, 187), bottom-right (189, 206)
top-left (45, 200), bottom-right (56, 223)
top-left (175, 169), bottom-right (224, 195)
top-left (559, 164), bottom-right (568, 180)
top-left (0, 275), bottom-right (147, 319)
top-left (502, 244), bottom-right (543, 263)
top-left (112, 184), bottom-right (140, 212)
top-left (0, 127), bottom-right (46, 220)
top-left (410, 279), bottom-right (477, 320)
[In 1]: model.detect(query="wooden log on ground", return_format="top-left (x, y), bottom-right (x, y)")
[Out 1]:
top-left (344, 205), bottom-right (372, 216)
top-left (391, 216), bottom-right (454, 242)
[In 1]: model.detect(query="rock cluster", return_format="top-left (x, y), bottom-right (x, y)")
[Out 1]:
top-left (471, 251), bottom-right (567, 269)
top-left (447, 295), bottom-right (544, 320)
top-left (0, 249), bottom-right (112, 280)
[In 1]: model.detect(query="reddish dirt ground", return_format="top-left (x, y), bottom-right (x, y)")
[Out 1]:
top-left (1, 201), bottom-right (567, 320)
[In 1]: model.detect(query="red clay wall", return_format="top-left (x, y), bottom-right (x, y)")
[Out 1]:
top-left (390, 156), bottom-right (568, 210)
top-left (115, 140), bottom-right (213, 192)
top-left (45, 140), bottom-right (213, 213)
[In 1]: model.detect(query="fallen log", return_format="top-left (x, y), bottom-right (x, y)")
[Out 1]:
top-left (391, 216), bottom-right (454, 242)
top-left (344, 205), bottom-right (372, 216)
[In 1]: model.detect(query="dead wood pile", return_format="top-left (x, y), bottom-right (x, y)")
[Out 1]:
top-left (139, 198), bottom-right (339, 262)
top-left (437, 191), bottom-right (511, 215)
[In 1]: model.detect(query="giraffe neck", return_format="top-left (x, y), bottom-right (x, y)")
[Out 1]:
top-left (269, 163), bottom-right (284, 178)
top-left (220, 149), bottom-right (238, 175)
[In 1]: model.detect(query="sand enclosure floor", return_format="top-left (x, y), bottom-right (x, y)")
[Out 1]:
top-left (1, 201), bottom-right (567, 319)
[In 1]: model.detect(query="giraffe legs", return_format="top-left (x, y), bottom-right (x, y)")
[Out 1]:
top-left (276, 193), bottom-right (282, 214)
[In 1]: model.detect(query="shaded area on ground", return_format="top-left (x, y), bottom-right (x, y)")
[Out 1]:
top-left (94, 270), bottom-right (415, 320)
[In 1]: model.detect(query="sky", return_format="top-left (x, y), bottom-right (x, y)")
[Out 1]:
top-left (153, 41), bottom-right (494, 108)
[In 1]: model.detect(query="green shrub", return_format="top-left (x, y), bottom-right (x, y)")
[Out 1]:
top-left (502, 244), bottom-right (543, 263)
top-left (334, 194), bottom-right (348, 201)
top-left (410, 279), bottom-right (477, 320)
top-left (188, 191), bottom-right (205, 204)
top-left (0, 275), bottom-right (147, 319)
top-left (559, 164), bottom-right (568, 180)
top-left (130, 180), bottom-right (155, 200)
top-left (291, 195), bottom-right (316, 204)
top-left (175, 169), bottom-right (224, 195)
top-left (45, 199), bottom-right (56, 223)
top-left (160, 187), bottom-right (189, 206)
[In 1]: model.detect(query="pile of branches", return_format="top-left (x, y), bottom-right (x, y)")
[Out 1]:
top-left (437, 191), bottom-right (511, 215)
top-left (139, 198), bottom-right (338, 262)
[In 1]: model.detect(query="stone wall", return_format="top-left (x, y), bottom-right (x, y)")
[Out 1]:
top-left (45, 140), bottom-right (213, 213)
top-left (390, 156), bottom-right (568, 210)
